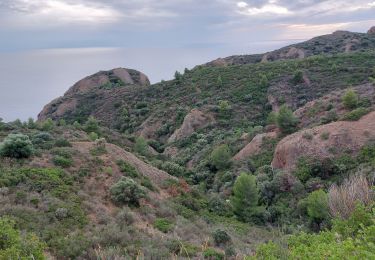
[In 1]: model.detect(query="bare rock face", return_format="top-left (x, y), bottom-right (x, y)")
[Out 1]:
top-left (368, 26), bottom-right (375, 34)
top-left (168, 109), bottom-right (214, 143)
top-left (38, 68), bottom-right (150, 121)
top-left (233, 132), bottom-right (277, 161)
top-left (272, 111), bottom-right (375, 171)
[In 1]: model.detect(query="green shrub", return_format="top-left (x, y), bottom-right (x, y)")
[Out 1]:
top-left (0, 133), bottom-right (33, 158)
top-left (0, 217), bottom-right (45, 259)
top-left (212, 229), bottom-right (231, 246)
top-left (89, 132), bottom-right (99, 141)
top-left (154, 218), bottom-right (173, 233)
top-left (342, 89), bottom-right (358, 109)
top-left (275, 105), bottom-right (299, 134)
top-left (306, 189), bottom-right (329, 222)
top-left (110, 177), bottom-right (146, 207)
top-left (53, 156), bottom-right (73, 168)
top-left (116, 160), bottom-right (139, 178)
top-left (203, 248), bottom-right (224, 260)
top-left (40, 118), bottom-right (54, 131)
top-left (292, 70), bottom-right (304, 84)
top-left (84, 116), bottom-right (99, 133)
top-left (210, 144), bottom-right (231, 170)
top-left (134, 137), bottom-right (148, 156)
top-left (342, 107), bottom-right (369, 121)
top-left (54, 138), bottom-right (71, 147)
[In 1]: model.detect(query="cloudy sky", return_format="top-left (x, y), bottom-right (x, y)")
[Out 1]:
top-left (0, 0), bottom-right (374, 121)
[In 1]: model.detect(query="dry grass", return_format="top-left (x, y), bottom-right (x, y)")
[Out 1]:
top-left (328, 174), bottom-right (374, 219)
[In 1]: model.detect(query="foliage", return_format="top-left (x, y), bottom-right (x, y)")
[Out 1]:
top-left (0, 217), bottom-right (45, 259)
top-left (53, 155), bottom-right (73, 168)
top-left (203, 248), bottom-right (224, 260)
top-left (134, 137), bottom-right (148, 156)
top-left (342, 89), bottom-right (358, 109)
top-left (154, 218), bottom-right (173, 233)
top-left (212, 229), bottom-right (231, 246)
top-left (342, 107), bottom-right (369, 121)
top-left (84, 116), bottom-right (99, 133)
top-left (0, 133), bottom-right (34, 158)
top-left (232, 173), bottom-right (260, 222)
top-left (275, 105), bottom-right (299, 134)
top-left (210, 144), bottom-right (231, 170)
top-left (116, 160), bottom-right (139, 178)
top-left (252, 205), bottom-right (375, 259)
top-left (292, 70), bottom-right (304, 84)
top-left (306, 189), bottom-right (329, 222)
top-left (110, 177), bottom-right (146, 207)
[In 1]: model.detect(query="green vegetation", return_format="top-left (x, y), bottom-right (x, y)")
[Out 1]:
top-left (306, 190), bottom-right (329, 223)
top-left (232, 173), bottom-right (260, 222)
top-left (342, 89), bottom-right (359, 109)
top-left (210, 144), bottom-right (231, 170)
top-left (134, 136), bottom-right (148, 156)
top-left (110, 177), bottom-right (146, 207)
top-left (275, 105), bottom-right (299, 134)
top-left (154, 218), bottom-right (174, 233)
top-left (0, 217), bottom-right (45, 259)
top-left (0, 133), bottom-right (33, 158)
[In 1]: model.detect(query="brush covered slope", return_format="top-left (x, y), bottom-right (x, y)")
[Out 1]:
top-left (1, 28), bottom-right (375, 259)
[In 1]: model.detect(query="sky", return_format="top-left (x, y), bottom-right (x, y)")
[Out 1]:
top-left (0, 0), bottom-right (375, 122)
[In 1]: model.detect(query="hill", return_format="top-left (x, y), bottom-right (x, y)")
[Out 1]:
top-left (1, 28), bottom-right (375, 259)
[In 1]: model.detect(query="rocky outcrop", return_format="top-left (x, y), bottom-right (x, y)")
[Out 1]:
top-left (272, 111), bottom-right (375, 171)
top-left (233, 132), bottom-right (277, 161)
top-left (168, 109), bottom-right (214, 143)
top-left (368, 26), bottom-right (375, 35)
top-left (38, 68), bottom-right (150, 121)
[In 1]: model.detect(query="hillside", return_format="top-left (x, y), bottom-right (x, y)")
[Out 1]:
top-left (206, 29), bottom-right (375, 66)
top-left (1, 28), bottom-right (375, 259)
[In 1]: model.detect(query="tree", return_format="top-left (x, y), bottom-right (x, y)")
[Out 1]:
top-left (210, 144), bottom-right (231, 170)
top-left (306, 189), bottom-right (329, 222)
top-left (342, 89), bottom-right (358, 109)
top-left (0, 133), bottom-right (33, 158)
top-left (276, 105), bottom-right (299, 134)
top-left (232, 173), bottom-right (259, 221)
top-left (110, 177), bottom-right (146, 207)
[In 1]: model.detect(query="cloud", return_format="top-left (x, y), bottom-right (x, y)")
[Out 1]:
top-left (239, 4), bottom-right (292, 16)
top-left (3, 0), bottom-right (120, 23)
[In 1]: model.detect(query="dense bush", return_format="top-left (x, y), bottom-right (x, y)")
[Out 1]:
top-left (53, 156), bottom-right (73, 168)
top-left (84, 116), bottom-right (99, 133)
top-left (212, 229), bottom-right (231, 246)
top-left (306, 189), bottom-right (329, 223)
top-left (0, 217), bottom-right (45, 259)
top-left (134, 137), bottom-right (148, 156)
top-left (342, 89), bottom-right (358, 109)
top-left (116, 160), bottom-right (139, 178)
top-left (154, 218), bottom-right (174, 233)
top-left (342, 107), bottom-right (369, 121)
top-left (0, 133), bottom-right (33, 158)
top-left (203, 248), bottom-right (224, 260)
top-left (209, 144), bottom-right (231, 170)
top-left (110, 177), bottom-right (146, 207)
top-left (251, 204), bottom-right (375, 259)
top-left (275, 105), bottom-right (299, 134)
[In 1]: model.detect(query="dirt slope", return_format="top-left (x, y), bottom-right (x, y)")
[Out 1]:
top-left (272, 111), bottom-right (375, 171)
